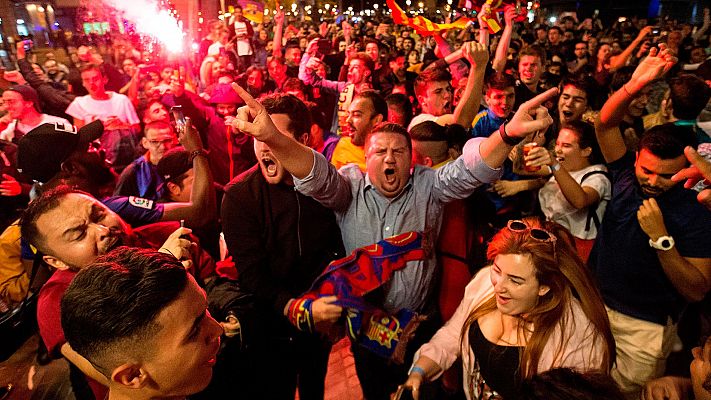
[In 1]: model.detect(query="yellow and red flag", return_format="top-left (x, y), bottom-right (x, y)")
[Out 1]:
top-left (386, 0), bottom-right (473, 36)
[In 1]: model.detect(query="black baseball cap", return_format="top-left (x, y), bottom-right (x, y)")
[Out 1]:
top-left (17, 120), bottom-right (104, 183)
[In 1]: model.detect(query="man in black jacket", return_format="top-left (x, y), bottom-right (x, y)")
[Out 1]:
top-left (218, 93), bottom-right (345, 400)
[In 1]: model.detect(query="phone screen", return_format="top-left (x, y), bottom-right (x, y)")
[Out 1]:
top-left (171, 106), bottom-right (186, 128)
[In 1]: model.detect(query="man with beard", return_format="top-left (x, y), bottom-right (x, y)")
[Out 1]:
top-left (227, 42), bottom-right (560, 397)
top-left (220, 93), bottom-right (345, 399)
top-left (171, 82), bottom-right (257, 186)
top-left (593, 47), bottom-right (711, 398)
top-left (331, 90), bottom-right (387, 171)
top-left (17, 121), bottom-right (215, 400)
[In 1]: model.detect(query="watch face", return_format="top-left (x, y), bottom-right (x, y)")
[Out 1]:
top-left (661, 239), bottom-right (671, 249)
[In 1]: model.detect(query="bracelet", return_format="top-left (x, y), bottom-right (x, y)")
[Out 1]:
top-left (409, 365), bottom-right (427, 378)
top-left (499, 123), bottom-right (524, 146)
top-left (189, 149), bottom-right (207, 163)
top-left (550, 163), bottom-right (561, 173)
top-left (622, 84), bottom-right (634, 98)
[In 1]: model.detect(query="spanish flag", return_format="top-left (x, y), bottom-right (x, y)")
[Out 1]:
top-left (386, 0), bottom-right (473, 36)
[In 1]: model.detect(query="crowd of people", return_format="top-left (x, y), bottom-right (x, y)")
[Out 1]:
top-left (2, 3), bottom-right (711, 400)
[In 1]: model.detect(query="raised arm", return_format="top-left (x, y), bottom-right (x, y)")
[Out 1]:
top-left (160, 118), bottom-right (216, 226)
top-left (598, 45), bottom-right (677, 163)
top-left (609, 26), bottom-right (652, 72)
top-left (477, 3), bottom-right (491, 46)
top-left (227, 83), bottom-right (315, 179)
top-left (692, 8), bottom-right (710, 43)
top-left (272, 11), bottom-right (285, 58)
top-left (492, 6), bottom-right (517, 73)
top-left (453, 42), bottom-right (489, 128)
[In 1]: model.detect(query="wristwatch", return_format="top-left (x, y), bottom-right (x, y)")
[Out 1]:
top-left (649, 235), bottom-right (675, 251)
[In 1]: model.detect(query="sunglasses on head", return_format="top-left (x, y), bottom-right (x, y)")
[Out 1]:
top-left (506, 220), bottom-right (557, 255)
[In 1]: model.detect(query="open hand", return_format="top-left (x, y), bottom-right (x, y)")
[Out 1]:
top-left (629, 44), bottom-right (677, 92)
top-left (0, 174), bottom-right (21, 197)
top-left (672, 146), bottom-right (711, 210)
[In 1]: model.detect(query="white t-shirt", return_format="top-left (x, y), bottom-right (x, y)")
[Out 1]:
top-left (65, 92), bottom-right (139, 126)
top-left (538, 164), bottom-right (611, 240)
top-left (207, 41), bottom-right (225, 57)
top-left (233, 20), bottom-right (253, 56)
top-left (0, 114), bottom-right (71, 142)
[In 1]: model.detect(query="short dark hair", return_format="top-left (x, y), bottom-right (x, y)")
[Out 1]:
top-left (669, 74), bottom-right (711, 120)
top-left (548, 26), bottom-right (562, 34)
top-left (385, 93), bottom-right (413, 127)
top-left (281, 77), bottom-right (307, 95)
top-left (364, 38), bottom-right (380, 50)
top-left (365, 122), bottom-right (411, 151)
top-left (519, 45), bottom-right (546, 64)
top-left (79, 63), bottom-right (103, 75)
top-left (415, 67), bottom-right (452, 99)
top-left (355, 90), bottom-right (388, 120)
top-left (144, 120), bottom-right (173, 136)
top-left (20, 185), bottom-right (82, 255)
top-left (560, 121), bottom-right (603, 165)
top-left (260, 93), bottom-right (311, 142)
top-left (349, 52), bottom-right (375, 74)
top-left (639, 123), bottom-right (698, 159)
top-left (61, 247), bottom-right (189, 376)
top-left (486, 72), bottom-right (516, 93)
top-left (559, 76), bottom-right (592, 98)
top-left (305, 101), bottom-right (328, 131)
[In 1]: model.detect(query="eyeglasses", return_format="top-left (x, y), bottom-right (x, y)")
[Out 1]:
top-left (506, 220), bottom-right (557, 256)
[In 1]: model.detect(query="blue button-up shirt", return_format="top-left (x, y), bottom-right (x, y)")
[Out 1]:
top-left (294, 138), bottom-right (501, 313)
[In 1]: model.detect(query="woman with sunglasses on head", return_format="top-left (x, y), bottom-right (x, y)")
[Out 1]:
top-left (398, 217), bottom-right (614, 400)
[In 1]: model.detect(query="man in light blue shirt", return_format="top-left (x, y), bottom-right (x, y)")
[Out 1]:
top-left (226, 43), bottom-right (558, 398)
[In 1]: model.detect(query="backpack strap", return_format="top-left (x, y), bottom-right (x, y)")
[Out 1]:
top-left (580, 170), bottom-right (611, 232)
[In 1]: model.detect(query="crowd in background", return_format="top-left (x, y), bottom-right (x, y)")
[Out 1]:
top-left (2, 3), bottom-right (711, 400)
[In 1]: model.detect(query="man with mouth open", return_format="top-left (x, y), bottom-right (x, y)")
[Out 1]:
top-left (221, 93), bottom-right (345, 400)
top-left (61, 247), bottom-right (223, 400)
top-left (593, 46), bottom-right (711, 398)
top-left (227, 40), bottom-right (560, 398)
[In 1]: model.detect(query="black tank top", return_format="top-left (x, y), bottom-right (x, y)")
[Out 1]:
top-left (469, 320), bottom-right (523, 399)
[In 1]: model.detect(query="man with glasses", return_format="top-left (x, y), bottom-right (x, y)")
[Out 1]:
top-left (114, 121), bottom-right (177, 200)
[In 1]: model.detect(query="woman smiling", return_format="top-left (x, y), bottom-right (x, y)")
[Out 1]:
top-left (399, 217), bottom-right (614, 400)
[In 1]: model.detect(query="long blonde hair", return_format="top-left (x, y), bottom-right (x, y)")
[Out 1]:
top-left (459, 217), bottom-right (614, 380)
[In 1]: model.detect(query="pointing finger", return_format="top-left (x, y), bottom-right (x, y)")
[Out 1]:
top-left (519, 87), bottom-right (559, 112)
top-left (231, 82), bottom-right (261, 111)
